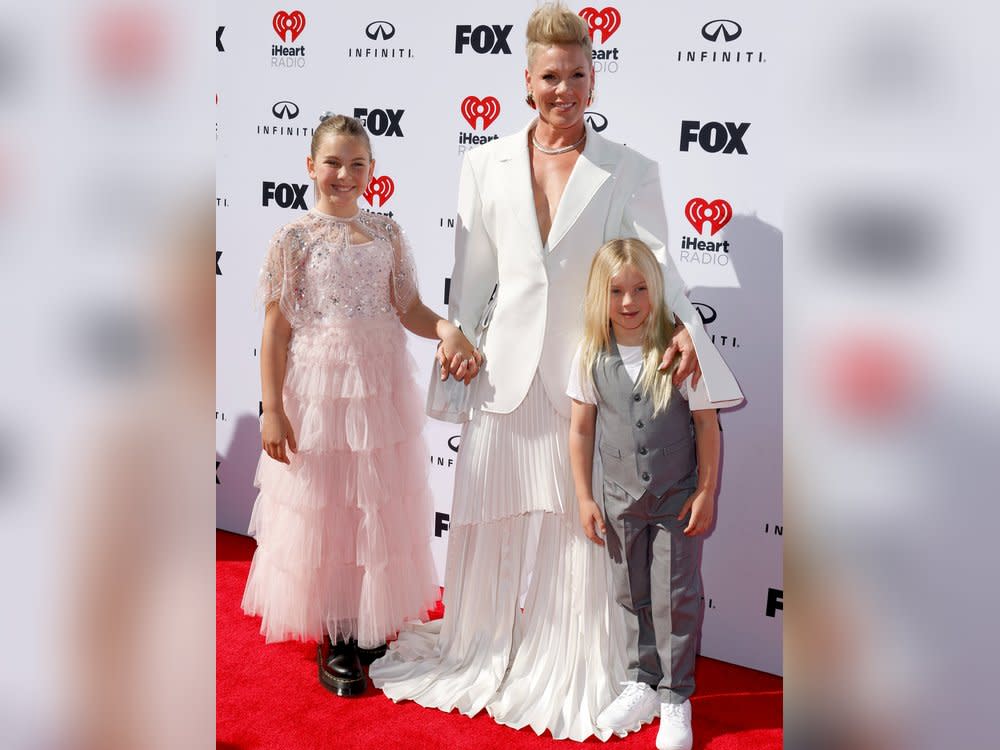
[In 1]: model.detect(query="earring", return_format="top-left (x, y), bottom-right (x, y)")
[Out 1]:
top-left (588, 89), bottom-right (594, 106)
top-left (525, 91), bottom-right (536, 109)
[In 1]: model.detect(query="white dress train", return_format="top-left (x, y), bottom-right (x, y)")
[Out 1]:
top-left (370, 376), bottom-right (628, 741)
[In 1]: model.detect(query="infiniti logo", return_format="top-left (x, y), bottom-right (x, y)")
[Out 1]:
top-left (448, 435), bottom-right (461, 453)
top-left (701, 19), bottom-right (742, 43)
top-left (693, 302), bottom-right (717, 326)
top-left (272, 100), bottom-right (299, 119)
top-left (366, 20), bottom-right (396, 41)
top-left (584, 111), bottom-right (608, 132)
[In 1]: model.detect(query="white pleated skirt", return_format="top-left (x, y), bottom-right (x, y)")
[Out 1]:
top-left (370, 375), bottom-right (627, 742)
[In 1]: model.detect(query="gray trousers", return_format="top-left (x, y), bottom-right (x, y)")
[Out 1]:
top-left (602, 479), bottom-right (703, 703)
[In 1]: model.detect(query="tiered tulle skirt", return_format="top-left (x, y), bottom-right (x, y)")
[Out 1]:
top-left (370, 375), bottom-right (628, 741)
top-left (241, 318), bottom-right (439, 649)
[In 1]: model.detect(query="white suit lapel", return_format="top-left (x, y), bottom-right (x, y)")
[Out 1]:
top-left (545, 126), bottom-right (614, 253)
top-left (496, 122), bottom-right (545, 257)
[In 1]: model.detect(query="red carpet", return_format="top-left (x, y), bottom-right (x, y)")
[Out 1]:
top-left (218, 530), bottom-right (782, 749)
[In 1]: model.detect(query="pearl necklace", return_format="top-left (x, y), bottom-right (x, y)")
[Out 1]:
top-left (532, 130), bottom-right (587, 155)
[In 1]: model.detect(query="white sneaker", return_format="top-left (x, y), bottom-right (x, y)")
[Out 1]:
top-left (596, 681), bottom-right (660, 735)
top-left (656, 699), bottom-right (693, 750)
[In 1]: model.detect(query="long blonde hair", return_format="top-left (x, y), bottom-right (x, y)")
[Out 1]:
top-left (579, 238), bottom-right (678, 415)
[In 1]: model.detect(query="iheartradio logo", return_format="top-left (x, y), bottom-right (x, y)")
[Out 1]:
top-left (685, 198), bottom-right (732, 236)
top-left (579, 7), bottom-right (621, 43)
top-left (461, 96), bottom-right (500, 130)
top-left (364, 175), bottom-right (395, 207)
top-left (273, 10), bottom-right (306, 43)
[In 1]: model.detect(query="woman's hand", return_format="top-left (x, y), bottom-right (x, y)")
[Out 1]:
top-left (660, 323), bottom-right (702, 389)
top-left (437, 326), bottom-right (483, 385)
top-left (679, 488), bottom-right (715, 536)
top-left (578, 498), bottom-right (606, 546)
top-left (261, 411), bottom-right (297, 464)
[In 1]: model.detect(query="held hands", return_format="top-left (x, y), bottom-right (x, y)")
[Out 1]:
top-left (437, 326), bottom-right (483, 385)
top-left (679, 488), bottom-right (715, 536)
top-left (660, 324), bottom-right (702, 389)
top-left (578, 498), bottom-right (607, 546)
top-left (261, 411), bottom-right (297, 465)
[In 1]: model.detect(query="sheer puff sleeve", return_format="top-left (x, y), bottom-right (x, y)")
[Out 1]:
top-left (386, 219), bottom-right (420, 314)
top-left (255, 224), bottom-right (295, 313)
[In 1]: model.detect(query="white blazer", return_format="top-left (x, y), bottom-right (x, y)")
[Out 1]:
top-left (449, 120), bottom-right (743, 420)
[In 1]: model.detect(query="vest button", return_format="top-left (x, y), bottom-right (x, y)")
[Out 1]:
top-left (642, 472), bottom-right (651, 481)
top-left (639, 447), bottom-right (648, 455)
top-left (635, 420), bottom-right (644, 429)
top-left (633, 393), bottom-right (641, 401)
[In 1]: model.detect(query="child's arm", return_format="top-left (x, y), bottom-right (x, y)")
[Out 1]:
top-left (260, 302), bottom-right (297, 464)
top-left (679, 408), bottom-right (720, 535)
top-left (386, 220), bottom-right (483, 385)
top-left (397, 302), bottom-right (483, 384)
top-left (569, 399), bottom-right (606, 546)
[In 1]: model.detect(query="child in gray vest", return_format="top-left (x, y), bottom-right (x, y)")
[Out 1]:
top-left (567, 238), bottom-right (735, 750)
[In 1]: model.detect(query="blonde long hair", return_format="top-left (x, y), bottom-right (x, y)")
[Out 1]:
top-left (579, 238), bottom-right (678, 415)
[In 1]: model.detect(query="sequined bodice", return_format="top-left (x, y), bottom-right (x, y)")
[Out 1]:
top-left (298, 226), bottom-right (395, 322)
top-left (258, 209), bottom-right (419, 328)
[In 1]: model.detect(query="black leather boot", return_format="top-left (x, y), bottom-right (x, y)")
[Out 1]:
top-left (317, 636), bottom-right (366, 696)
top-left (356, 641), bottom-right (387, 666)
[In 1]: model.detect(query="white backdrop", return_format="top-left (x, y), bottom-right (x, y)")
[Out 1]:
top-left (216, 0), bottom-right (782, 676)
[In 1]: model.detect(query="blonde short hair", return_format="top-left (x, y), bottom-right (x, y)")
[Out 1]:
top-left (525, 2), bottom-right (593, 65)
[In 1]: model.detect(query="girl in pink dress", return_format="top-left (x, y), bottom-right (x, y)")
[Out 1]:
top-left (241, 113), bottom-right (480, 696)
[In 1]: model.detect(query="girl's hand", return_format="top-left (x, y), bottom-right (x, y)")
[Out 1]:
top-left (578, 498), bottom-right (606, 546)
top-left (261, 411), bottom-right (297, 464)
top-left (661, 324), bottom-right (702, 389)
top-left (438, 327), bottom-right (483, 385)
top-left (679, 489), bottom-right (715, 536)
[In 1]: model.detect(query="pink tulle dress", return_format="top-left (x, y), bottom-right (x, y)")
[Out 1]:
top-left (241, 208), bottom-right (439, 650)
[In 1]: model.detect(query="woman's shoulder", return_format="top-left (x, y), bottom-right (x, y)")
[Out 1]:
top-left (593, 131), bottom-right (656, 173)
top-left (465, 128), bottom-right (524, 169)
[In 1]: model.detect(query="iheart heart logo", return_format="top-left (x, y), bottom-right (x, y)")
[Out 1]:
top-left (364, 175), bottom-right (395, 207)
top-left (461, 96), bottom-right (501, 130)
top-left (273, 10), bottom-right (306, 43)
top-left (578, 7), bottom-right (621, 43)
top-left (685, 198), bottom-right (732, 236)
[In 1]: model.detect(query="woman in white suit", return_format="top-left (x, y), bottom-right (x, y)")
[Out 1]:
top-left (370, 4), bottom-right (742, 741)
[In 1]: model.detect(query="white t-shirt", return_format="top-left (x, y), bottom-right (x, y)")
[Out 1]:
top-left (565, 343), bottom-right (714, 411)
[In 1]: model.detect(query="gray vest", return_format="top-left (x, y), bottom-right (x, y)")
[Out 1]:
top-left (593, 337), bottom-right (696, 499)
